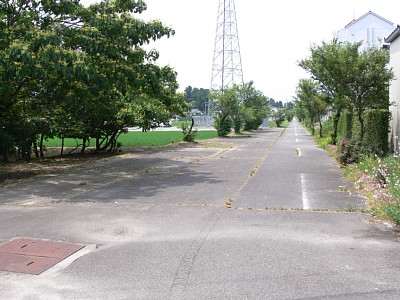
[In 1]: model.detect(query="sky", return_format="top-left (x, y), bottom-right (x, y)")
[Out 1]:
top-left (81, 0), bottom-right (399, 102)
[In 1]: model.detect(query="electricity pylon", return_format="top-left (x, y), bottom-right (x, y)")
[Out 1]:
top-left (210, 0), bottom-right (244, 92)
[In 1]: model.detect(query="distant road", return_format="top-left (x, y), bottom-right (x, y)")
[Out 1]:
top-left (235, 118), bottom-right (364, 210)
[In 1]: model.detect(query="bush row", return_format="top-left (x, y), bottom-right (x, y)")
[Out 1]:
top-left (337, 109), bottom-right (390, 164)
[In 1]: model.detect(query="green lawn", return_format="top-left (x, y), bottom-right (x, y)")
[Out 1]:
top-left (171, 121), bottom-right (188, 128)
top-left (268, 120), bottom-right (289, 128)
top-left (44, 130), bottom-right (217, 147)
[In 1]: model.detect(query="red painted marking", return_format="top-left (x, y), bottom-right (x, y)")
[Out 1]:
top-left (0, 239), bottom-right (84, 258)
top-left (0, 252), bottom-right (61, 275)
top-left (0, 238), bottom-right (85, 275)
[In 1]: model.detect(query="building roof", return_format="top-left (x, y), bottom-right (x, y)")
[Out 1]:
top-left (385, 25), bottom-right (400, 43)
top-left (345, 11), bottom-right (394, 29)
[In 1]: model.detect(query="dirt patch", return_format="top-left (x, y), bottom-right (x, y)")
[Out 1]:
top-left (0, 152), bottom-right (115, 186)
top-left (0, 141), bottom-right (220, 186)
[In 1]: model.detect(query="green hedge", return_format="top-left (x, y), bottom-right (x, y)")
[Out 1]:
top-left (337, 111), bottom-right (353, 140)
top-left (338, 109), bottom-right (390, 156)
top-left (360, 109), bottom-right (390, 155)
top-left (337, 109), bottom-right (390, 156)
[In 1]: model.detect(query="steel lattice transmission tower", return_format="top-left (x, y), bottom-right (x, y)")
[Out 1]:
top-left (210, 0), bottom-right (244, 92)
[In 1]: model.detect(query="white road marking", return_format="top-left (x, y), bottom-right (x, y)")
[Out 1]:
top-left (296, 138), bottom-right (299, 143)
top-left (300, 173), bottom-right (310, 210)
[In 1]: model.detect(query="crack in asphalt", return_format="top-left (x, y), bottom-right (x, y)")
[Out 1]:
top-left (229, 128), bottom-right (286, 204)
top-left (168, 208), bottom-right (224, 299)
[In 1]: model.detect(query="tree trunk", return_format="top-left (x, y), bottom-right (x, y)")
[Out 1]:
top-left (332, 110), bottom-right (341, 145)
top-left (81, 137), bottom-right (86, 154)
top-left (61, 135), bottom-right (64, 156)
top-left (319, 117), bottom-right (323, 138)
top-left (357, 110), bottom-right (364, 140)
top-left (22, 139), bottom-right (32, 161)
top-left (189, 117), bottom-right (194, 134)
top-left (33, 138), bottom-right (39, 158)
top-left (39, 133), bottom-right (44, 157)
top-left (310, 117), bottom-right (315, 136)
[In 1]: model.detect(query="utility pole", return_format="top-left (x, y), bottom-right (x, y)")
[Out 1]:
top-left (210, 0), bottom-right (244, 92)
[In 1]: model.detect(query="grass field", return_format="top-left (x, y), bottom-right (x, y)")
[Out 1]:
top-left (171, 121), bottom-right (188, 128)
top-left (268, 120), bottom-right (289, 128)
top-left (44, 130), bottom-right (218, 148)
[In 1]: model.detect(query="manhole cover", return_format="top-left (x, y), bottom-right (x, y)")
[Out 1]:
top-left (0, 238), bottom-right (85, 275)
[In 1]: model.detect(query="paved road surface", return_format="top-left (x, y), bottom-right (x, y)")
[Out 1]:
top-left (235, 119), bottom-right (363, 210)
top-left (1, 120), bottom-right (399, 299)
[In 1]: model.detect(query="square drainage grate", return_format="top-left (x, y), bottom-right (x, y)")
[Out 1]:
top-left (0, 238), bottom-right (85, 275)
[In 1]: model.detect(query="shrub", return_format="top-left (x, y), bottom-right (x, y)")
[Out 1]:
top-left (317, 136), bottom-right (332, 150)
top-left (337, 111), bottom-right (353, 140)
top-left (181, 122), bottom-right (198, 142)
top-left (337, 139), bottom-right (364, 165)
top-left (233, 118), bottom-right (242, 134)
top-left (363, 109), bottom-right (390, 156)
top-left (214, 117), bottom-right (231, 137)
top-left (352, 109), bottom-right (390, 155)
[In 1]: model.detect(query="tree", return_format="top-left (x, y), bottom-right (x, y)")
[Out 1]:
top-left (284, 101), bottom-right (294, 110)
top-left (272, 109), bottom-right (286, 128)
top-left (239, 81), bottom-right (270, 131)
top-left (299, 39), bottom-right (394, 142)
top-left (294, 79), bottom-right (328, 137)
top-left (211, 86), bottom-right (240, 136)
top-left (0, 0), bottom-right (184, 159)
top-left (210, 82), bottom-right (269, 136)
top-left (345, 47), bottom-right (393, 139)
top-left (282, 108), bottom-right (295, 122)
top-left (184, 86), bottom-right (193, 103)
top-left (184, 86), bottom-right (210, 112)
top-left (0, 0), bottom-right (85, 159)
top-left (299, 40), bottom-right (353, 143)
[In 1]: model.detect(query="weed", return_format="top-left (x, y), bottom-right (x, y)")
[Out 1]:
top-left (337, 139), bottom-right (364, 165)
top-left (383, 203), bottom-right (400, 226)
top-left (343, 204), bottom-right (358, 212)
top-left (181, 122), bottom-right (198, 142)
top-left (346, 155), bottom-right (400, 225)
top-left (225, 198), bottom-right (233, 208)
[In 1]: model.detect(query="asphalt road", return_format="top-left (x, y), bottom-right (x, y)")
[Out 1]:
top-left (1, 120), bottom-right (400, 300)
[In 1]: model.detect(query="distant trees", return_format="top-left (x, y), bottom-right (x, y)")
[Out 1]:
top-left (269, 99), bottom-right (283, 109)
top-left (184, 86), bottom-right (210, 112)
top-left (210, 82), bottom-right (270, 136)
top-left (0, 0), bottom-right (185, 160)
top-left (294, 79), bottom-right (328, 137)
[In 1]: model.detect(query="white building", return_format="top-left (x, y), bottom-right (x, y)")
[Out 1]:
top-left (386, 26), bottom-right (400, 153)
top-left (338, 11), bottom-right (395, 50)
